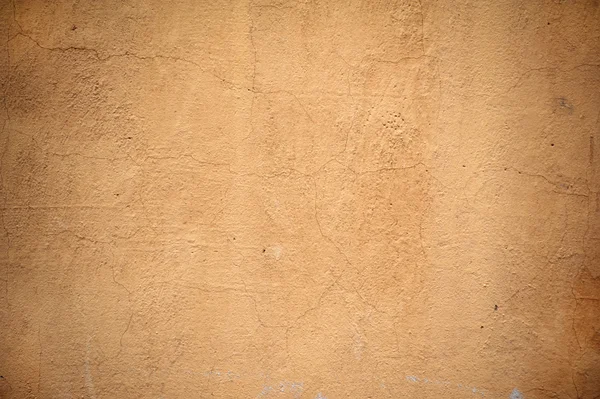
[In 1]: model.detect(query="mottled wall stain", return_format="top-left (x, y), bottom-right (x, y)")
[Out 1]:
top-left (0, 0), bottom-right (599, 398)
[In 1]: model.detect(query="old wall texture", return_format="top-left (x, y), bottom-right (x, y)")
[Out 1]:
top-left (1, 0), bottom-right (599, 398)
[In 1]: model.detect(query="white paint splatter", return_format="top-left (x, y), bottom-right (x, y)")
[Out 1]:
top-left (404, 374), bottom-right (485, 396)
top-left (290, 381), bottom-right (304, 399)
top-left (510, 388), bottom-right (524, 399)
top-left (315, 392), bottom-right (327, 399)
top-left (257, 385), bottom-right (273, 398)
top-left (256, 381), bottom-right (303, 398)
top-left (271, 245), bottom-right (283, 260)
top-left (352, 332), bottom-right (364, 359)
top-left (203, 370), bottom-right (240, 380)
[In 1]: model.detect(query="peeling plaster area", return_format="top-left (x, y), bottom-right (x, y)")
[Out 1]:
top-left (0, 0), bottom-right (599, 398)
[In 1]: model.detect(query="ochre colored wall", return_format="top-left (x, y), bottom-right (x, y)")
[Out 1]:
top-left (1, 0), bottom-right (599, 398)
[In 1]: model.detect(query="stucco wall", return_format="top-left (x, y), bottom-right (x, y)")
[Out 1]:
top-left (1, 0), bottom-right (599, 398)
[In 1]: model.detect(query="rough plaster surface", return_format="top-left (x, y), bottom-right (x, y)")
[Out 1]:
top-left (1, 0), bottom-right (599, 398)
